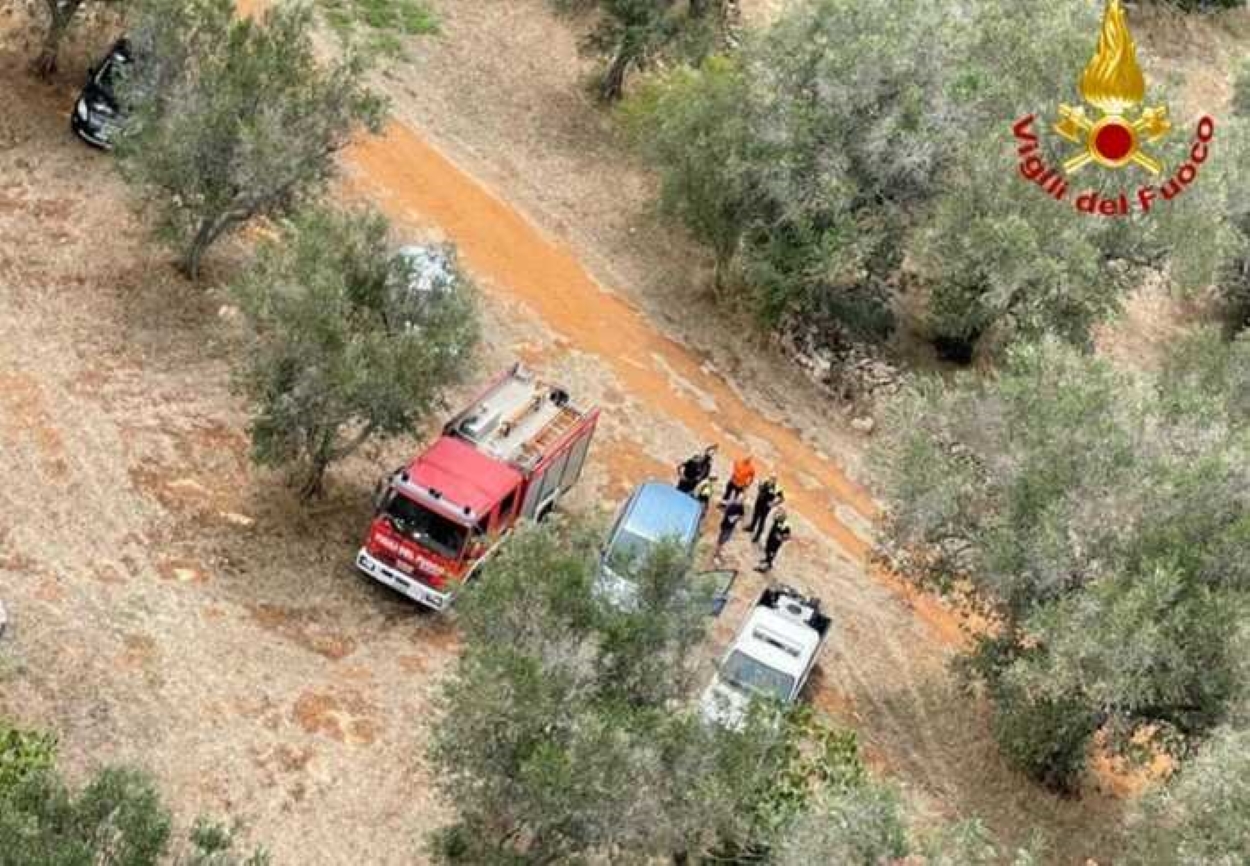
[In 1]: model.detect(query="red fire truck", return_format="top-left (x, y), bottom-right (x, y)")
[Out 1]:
top-left (356, 364), bottom-right (600, 610)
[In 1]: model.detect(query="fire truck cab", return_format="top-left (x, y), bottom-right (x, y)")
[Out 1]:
top-left (356, 364), bottom-right (599, 611)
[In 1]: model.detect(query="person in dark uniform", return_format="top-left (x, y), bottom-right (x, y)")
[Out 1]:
top-left (748, 476), bottom-right (783, 544)
top-left (676, 444), bottom-right (717, 494)
top-left (713, 491), bottom-right (745, 562)
top-left (755, 509), bottom-right (791, 573)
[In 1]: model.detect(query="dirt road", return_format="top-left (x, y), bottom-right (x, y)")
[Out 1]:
top-left (0, 4), bottom-right (1125, 864)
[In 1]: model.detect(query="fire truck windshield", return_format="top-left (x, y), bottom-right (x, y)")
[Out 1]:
top-left (384, 493), bottom-right (468, 559)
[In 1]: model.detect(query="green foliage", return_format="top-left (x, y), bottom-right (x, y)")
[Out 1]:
top-left (0, 768), bottom-right (172, 866)
top-left (430, 518), bottom-right (1030, 861)
top-left (429, 517), bottom-right (892, 863)
top-left (571, 0), bottom-right (728, 101)
top-left (1159, 0), bottom-right (1245, 10)
top-left (919, 819), bottom-right (1045, 866)
top-left (630, 0), bottom-right (1247, 357)
top-left (622, 55), bottom-right (748, 288)
top-left (1215, 62), bottom-right (1250, 333)
top-left (875, 334), bottom-right (1250, 790)
top-left (1129, 726), bottom-right (1250, 865)
top-left (0, 751), bottom-right (267, 866)
top-left (116, 0), bottom-right (386, 279)
top-left (770, 783), bottom-right (908, 866)
top-left (987, 683), bottom-right (1100, 794)
top-left (0, 722), bottom-right (56, 797)
top-left (747, 706), bottom-right (867, 838)
top-left (230, 205), bottom-right (479, 500)
top-left (317, 0), bottom-right (438, 58)
top-left (428, 518), bottom-right (764, 862)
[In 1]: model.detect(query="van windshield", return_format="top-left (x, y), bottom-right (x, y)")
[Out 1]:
top-left (384, 493), bottom-right (468, 559)
top-left (721, 650), bottom-right (795, 702)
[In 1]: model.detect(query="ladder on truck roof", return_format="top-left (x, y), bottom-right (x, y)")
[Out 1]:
top-left (450, 365), bottom-right (586, 470)
top-left (514, 405), bottom-right (580, 469)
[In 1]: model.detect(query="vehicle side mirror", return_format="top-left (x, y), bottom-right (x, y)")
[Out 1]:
top-left (372, 479), bottom-right (389, 512)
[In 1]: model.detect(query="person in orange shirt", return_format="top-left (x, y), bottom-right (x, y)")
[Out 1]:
top-left (723, 454), bottom-right (756, 503)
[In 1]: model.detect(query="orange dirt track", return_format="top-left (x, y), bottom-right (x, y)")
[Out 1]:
top-left (344, 123), bottom-right (963, 645)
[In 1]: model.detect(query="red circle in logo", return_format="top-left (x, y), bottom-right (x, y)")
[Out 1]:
top-left (1093, 122), bottom-right (1135, 162)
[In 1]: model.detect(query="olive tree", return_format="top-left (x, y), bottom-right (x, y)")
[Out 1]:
top-left (425, 516), bottom-right (1008, 864)
top-left (1129, 725), bottom-right (1250, 866)
top-left (568, 0), bottom-right (727, 101)
top-left (427, 518), bottom-right (819, 863)
top-left (30, 0), bottom-right (121, 79)
top-left (230, 205), bottom-right (479, 500)
top-left (630, 0), bottom-right (1244, 358)
top-left (116, 0), bottom-right (386, 279)
top-left (874, 334), bottom-right (1250, 790)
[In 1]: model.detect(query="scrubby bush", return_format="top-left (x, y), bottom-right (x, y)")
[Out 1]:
top-left (0, 721), bottom-right (266, 865)
top-left (0, 722), bottom-right (56, 796)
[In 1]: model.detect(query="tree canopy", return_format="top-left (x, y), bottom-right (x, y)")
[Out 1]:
top-left (230, 205), bottom-right (480, 499)
top-left (426, 517), bottom-right (1039, 864)
top-left (628, 0), bottom-right (1248, 358)
top-left (426, 518), bottom-right (772, 862)
top-left (874, 333), bottom-right (1250, 790)
top-left (1129, 724), bottom-right (1250, 866)
top-left (116, 0), bottom-right (386, 279)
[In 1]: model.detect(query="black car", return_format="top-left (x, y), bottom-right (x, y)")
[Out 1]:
top-left (71, 38), bottom-right (134, 150)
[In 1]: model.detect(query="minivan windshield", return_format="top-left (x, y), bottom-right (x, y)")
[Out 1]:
top-left (720, 650), bottom-right (795, 702)
top-left (605, 527), bottom-right (652, 576)
top-left (384, 493), bottom-right (468, 559)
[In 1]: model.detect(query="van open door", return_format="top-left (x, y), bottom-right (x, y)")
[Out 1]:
top-left (698, 568), bottom-right (738, 617)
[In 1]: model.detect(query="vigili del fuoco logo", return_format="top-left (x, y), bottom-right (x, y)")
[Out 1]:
top-left (1012, 0), bottom-right (1215, 217)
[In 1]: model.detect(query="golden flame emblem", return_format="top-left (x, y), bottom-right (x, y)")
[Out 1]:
top-left (1053, 0), bottom-right (1170, 174)
top-left (1080, 0), bottom-right (1145, 114)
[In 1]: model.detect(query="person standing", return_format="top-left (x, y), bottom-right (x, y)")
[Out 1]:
top-left (677, 444), bottom-right (717, 494)
top-left (713, 491), bottom-right (745, 562)
top-left (748, 476), bottom-right (783, 544)
top-left (694, 474), bottom-right (718, 514)
top-left (724, 454), bottom-right (756, 502)
top-left (755, 509), bottom-right (791, 573)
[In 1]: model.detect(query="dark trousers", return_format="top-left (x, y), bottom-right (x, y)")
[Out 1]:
top-left (749, 505), bottom-right (772, 542)
top-left (760, 542), bottom-right (782, 570)
top-left (724, 480), bottom-right (745, 501)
